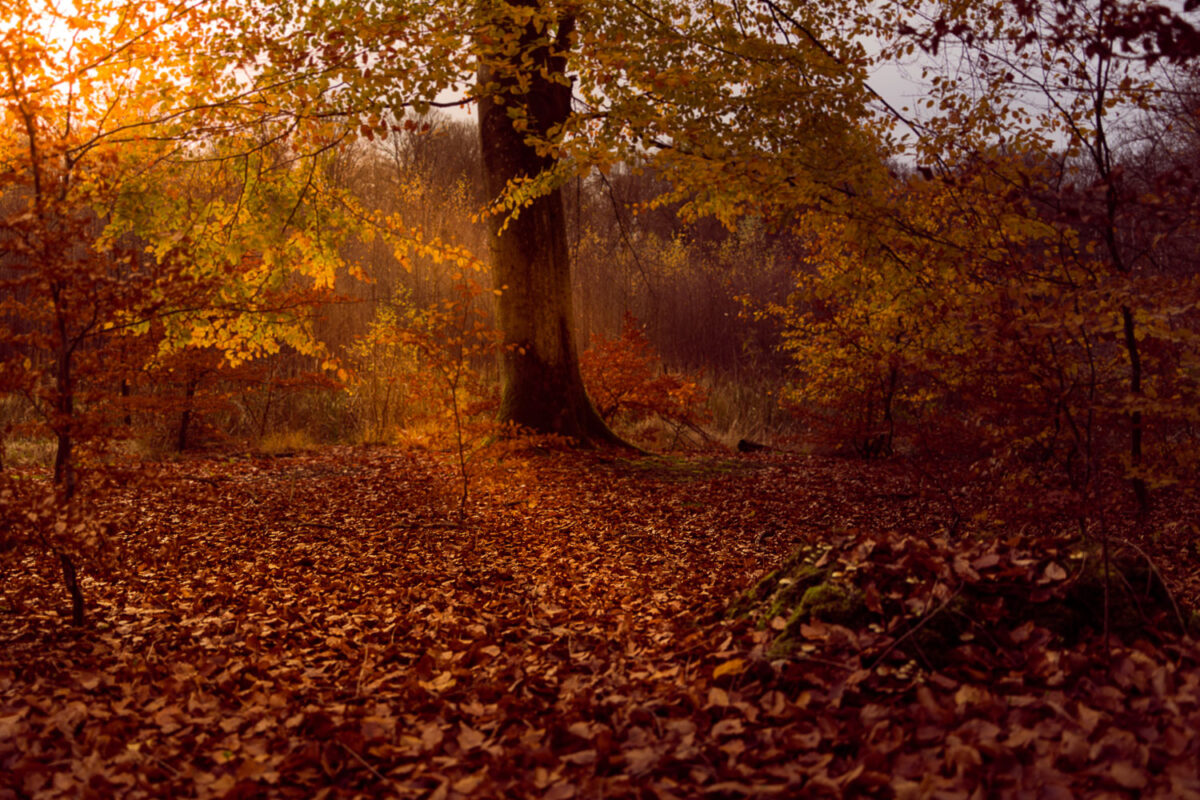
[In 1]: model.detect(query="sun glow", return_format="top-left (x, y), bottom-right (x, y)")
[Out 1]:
top-left (0, 0), bottom-right (206, 106)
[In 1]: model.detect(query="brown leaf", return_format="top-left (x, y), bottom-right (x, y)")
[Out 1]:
top-left (420, 722), bottom-right (445, 751)
top-left (153, 708), bottom-right (181, 734)
top-left (567, 721), bottom-right (593, 739)
top-left (452, 772), bottom-right (485, 793)
top-left (1109, 762), bottom-right (1147, 790)
top-left (623, 747), bottom-right (660, 775)
top-left (707, 686), bottom-right (730, 708)
top-left (1043, 562), bottom-right (1068, 581)
top-left (1075, 703), bottom-right (1102, 734)
top-left (972, 553), bottom-right (1001, 570)
top-left (711, 718), bottom-right (744, 737)
top-left (544, 782), bottom-right (577, 799)
top-left (561, 749), bottom-right (596, 765)
top-left (457, 723), bottom-right (485, 751)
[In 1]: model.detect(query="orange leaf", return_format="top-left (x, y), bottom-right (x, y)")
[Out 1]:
top-left (712, 658), bottom-right (745, 679)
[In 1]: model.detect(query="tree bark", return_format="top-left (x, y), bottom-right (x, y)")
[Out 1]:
top-left (52, 294), bottom-right (84, 625)
top-left (476, 6), bottom-right (621, 444)
top-left (177, 374), bottom-right (198, 452)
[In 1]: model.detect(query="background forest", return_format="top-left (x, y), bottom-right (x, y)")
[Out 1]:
top-left (0, 104), bottom-right (794, 459)
top-left (3, 1), bottom-right (1198, 479)
top-left (0, 0), bottom-right (1199, 616)
top-left (2, 0), bottom-right (1200, 616)
top-left (4, 0), bottom-right (1200, 796)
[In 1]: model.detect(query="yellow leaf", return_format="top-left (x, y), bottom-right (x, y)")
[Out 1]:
top-left (712, 658), bottom-right (745, 679)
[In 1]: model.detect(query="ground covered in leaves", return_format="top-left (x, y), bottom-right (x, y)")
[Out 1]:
top-left (3, 446), bottom-right (1200, 798)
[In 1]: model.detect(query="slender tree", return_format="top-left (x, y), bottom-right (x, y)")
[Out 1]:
top-left (0, 0), bottom-right (353, 624)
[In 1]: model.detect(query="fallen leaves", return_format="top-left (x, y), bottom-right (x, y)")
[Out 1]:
top-left (1, 446), bottom-right (1198, 798)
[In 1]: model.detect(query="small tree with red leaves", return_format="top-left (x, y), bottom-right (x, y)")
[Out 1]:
top-left (581, 313), bottom-right (711, 449)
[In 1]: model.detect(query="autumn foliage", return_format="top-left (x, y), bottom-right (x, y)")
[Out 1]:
top-left (4, 0), bottom-right (1200, 797)
top-left (581, 313), bottom-right (711, 446)
top-left (770, 1), bottom-right (1200, 525)
top-left (4, 448), bottom-right (1200, 797)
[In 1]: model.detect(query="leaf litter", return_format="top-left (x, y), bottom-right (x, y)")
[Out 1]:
top-left (2, 446), bottom-right (1199, 798)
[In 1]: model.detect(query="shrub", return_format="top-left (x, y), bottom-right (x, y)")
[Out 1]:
top-left (581, 313), bottom-right (711, 447)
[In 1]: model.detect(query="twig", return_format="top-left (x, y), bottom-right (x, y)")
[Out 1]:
top-left (339, 741), bottom-right (394, 787)
top-left (355, 642), bottom-right (373, 697)
top-left (867, 583), bottom-right (964, 671)
top-left (1102, 518), bottom-right (1112, 654)
top-left (1116, 537), bottom-right (1190, 638)
top-left (790, 654), bottom-right (859, 673)
top-left (146, 753), bottom-right (181, 778)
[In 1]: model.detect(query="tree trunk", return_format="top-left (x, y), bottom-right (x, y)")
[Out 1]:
top-left (476, 6), bottom-right (621, 445)
top-left (178, 374), bottom-right (198, 452)
top-left (53, 317), bottom-right (85, 625)
top-left (1120, 304), bottom-right (1150, 514)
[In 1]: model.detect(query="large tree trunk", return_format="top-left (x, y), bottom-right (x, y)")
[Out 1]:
top-left (476, 7), bottom-right (621, 444)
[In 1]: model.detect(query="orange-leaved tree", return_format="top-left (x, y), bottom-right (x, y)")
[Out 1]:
top-left (349, 278), bottom-right (503, 517)
top-left (0, 0), bottom-right (356, 624)
top-left (581, 313), bottom-right (711, 448)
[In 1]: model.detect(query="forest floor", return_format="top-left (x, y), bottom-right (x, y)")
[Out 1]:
top-left (2, 445), bottom-right (1200, 798)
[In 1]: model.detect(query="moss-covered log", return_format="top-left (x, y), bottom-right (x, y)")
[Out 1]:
top-left (731, 532), bottom-right (1197, 663)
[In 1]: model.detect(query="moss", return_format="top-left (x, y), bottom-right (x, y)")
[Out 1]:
top-left (725, 568), bottom-right (781, 619)
top-left (794, 583), bottom-right (867, 627)
top-left (743, 565), bottom-right (831, 624)
top-left (738, 540), bottom-right (1199, 668)
top-left (762, 573), bottom-right (814, 621)
top-left (766, 634), bottom-right (800, 659)
top-left (763, 582), bottom-right (868, 656)
top-left (729, 543), bottom-right (874, 660)
top-left (726, 546), bottom-right (832, 622)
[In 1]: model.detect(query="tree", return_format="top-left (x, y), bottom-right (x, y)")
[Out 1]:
top-left (0, 0), bottom-right (353, 624)
top-left (217, 0), bottom-right (883, 444)
top-left (475, 4), bottom-right (619, 441)
top-left (0, 0), bottom-right (211, 623)
top-left (890, 0), bottom-right (1200, 513)
top-left (771, 0), bottom-right (1200, 518)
